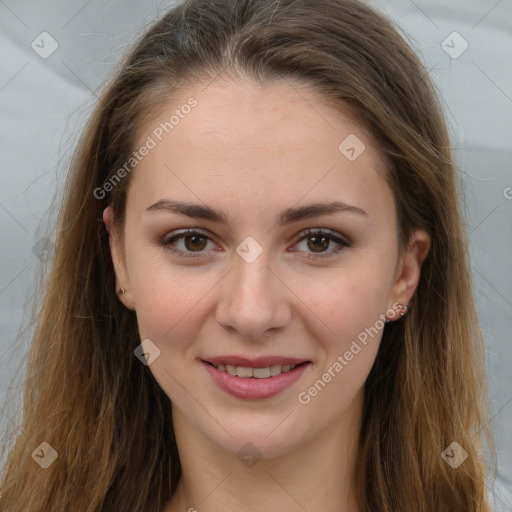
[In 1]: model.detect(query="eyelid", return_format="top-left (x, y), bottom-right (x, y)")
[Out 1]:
top-left (291, 228), bottom-right (350, 247)
top-left (160, 227), bottom-right (351, 259)
top-left (160, 228), bottom-right (219, 258)
top-left (289, 228), bottom-right (351, 259)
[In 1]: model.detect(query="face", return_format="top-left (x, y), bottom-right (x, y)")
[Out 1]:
top-left (105, 77), bottom-right (430, 458)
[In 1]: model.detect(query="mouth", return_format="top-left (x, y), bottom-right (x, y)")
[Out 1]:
top-left (200, 356), bottom-right (312, 400)
top-left (202, 360), bottom-right (309, 378)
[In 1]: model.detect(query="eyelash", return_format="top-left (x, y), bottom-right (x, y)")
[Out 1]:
top-left (160, 228), bottom-right (351, 260)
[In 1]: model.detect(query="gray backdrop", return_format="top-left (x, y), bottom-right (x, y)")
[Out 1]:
top-left (0, 0), bottom-right (511, 508)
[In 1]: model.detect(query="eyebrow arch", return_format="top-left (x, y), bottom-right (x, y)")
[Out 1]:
top-left (145, 199), bottom-right (368, 225)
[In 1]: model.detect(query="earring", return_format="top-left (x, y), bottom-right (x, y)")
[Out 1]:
top-left (399, 303), bottom-right (409, 317)
top-left (118, 288), bottom-right (126, 295)
top-left (384, 303), bottom-right (409, 323)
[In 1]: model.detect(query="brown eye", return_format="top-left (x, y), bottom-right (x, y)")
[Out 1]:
top-left (306, 234), bottom-right (331, 253)
top-left (183, 234), bottom-right (208, 252)
top-left (161, 229), bottom-right (216, 258)
top-left (293, 228), bottom-right (350, 259)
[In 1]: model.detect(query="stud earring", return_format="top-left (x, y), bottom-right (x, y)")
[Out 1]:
top-left (118, 288), bottom-right (126, 295)
top-left (384, 303), bottom-right (409, 323)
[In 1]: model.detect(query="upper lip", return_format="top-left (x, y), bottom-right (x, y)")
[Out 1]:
top-left (202, 355), bottom-right (310, 368)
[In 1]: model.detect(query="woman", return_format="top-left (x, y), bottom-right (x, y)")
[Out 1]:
top-left (0, 0), bottom-right (495, 510)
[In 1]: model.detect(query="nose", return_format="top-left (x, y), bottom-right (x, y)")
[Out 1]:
top-left (215, 250), bottom-right (291, 342)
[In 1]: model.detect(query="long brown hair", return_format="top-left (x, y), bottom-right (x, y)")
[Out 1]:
top-left (0, 0), bottom-right (495, 510)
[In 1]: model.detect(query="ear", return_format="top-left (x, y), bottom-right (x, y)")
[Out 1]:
top-left (387, 228), bottom-right (431, 321)
top-left (103, 207), bottom-right (135, 310)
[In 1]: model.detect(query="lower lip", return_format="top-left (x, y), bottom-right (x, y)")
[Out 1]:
top-left (202, 361), bottom-right (310, 400)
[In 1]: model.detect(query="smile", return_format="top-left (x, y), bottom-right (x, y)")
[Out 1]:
top-left (206, 362), bottom-right (303, 378)
top-left (201, 357), bottom-right (311, 400)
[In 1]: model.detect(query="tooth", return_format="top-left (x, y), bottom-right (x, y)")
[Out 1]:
top-left (253, 367), bottom-right (271, 378)
top-left (269, 365), bottom-right (282, 376)
top-left (226, 365), bottom-right (237, 375)
top-left (236, 367), bottom-right (254, 378)
top-left (217, 363), bottom-right (299, 377)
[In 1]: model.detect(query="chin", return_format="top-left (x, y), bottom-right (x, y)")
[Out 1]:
top-left (197, 407), bottom-right (309, 460)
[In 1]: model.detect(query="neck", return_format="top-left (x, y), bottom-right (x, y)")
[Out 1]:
top-left (164, 393), bottom-right (363, 512)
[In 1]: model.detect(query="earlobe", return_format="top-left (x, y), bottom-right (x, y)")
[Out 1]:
top-left (387, 229), bottom-right (431, 320)
top-left (103, 207), bottom-right (135, 310)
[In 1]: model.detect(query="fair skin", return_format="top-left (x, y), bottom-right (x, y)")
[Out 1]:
top-left (104, 76), bottom-right (430, 512)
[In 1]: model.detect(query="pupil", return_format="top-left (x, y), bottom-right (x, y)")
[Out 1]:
top-left (185, 235), bottom-right (207, 251)
top-left (309, 236), bottom-right (328, 252)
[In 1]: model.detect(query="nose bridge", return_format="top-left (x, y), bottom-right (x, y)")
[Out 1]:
top-left (216, 245), bottom-right (289, 339)
top-left (230, 232), bottom-right (275, 304)
top-left (233, 249), bottom-right (273, 303)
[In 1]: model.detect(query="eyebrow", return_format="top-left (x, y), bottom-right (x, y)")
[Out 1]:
top-left (145, 199), bottom-right (368, 226)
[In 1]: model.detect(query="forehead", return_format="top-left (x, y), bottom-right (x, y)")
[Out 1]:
top-left (127, 77), bottom-right (393, 223)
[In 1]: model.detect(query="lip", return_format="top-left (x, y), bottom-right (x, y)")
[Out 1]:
top-left (203, 355), bottom-right (309, 368)
top-left (201, 359), bottom-right (311, 400)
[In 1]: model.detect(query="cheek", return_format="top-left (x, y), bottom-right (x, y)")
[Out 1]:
top-left (294, 269), bottom-right (388, 418)
top-left (292, 255), bottom-right (393, 405)
top-left (130, 265), bottom-right (212, 405)
top-left (123, 237), bottom-right (208, 345)
top-left (303, 258), bottom-right (393, 345)
top-left (133, 267), bottom-right (214, 347)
